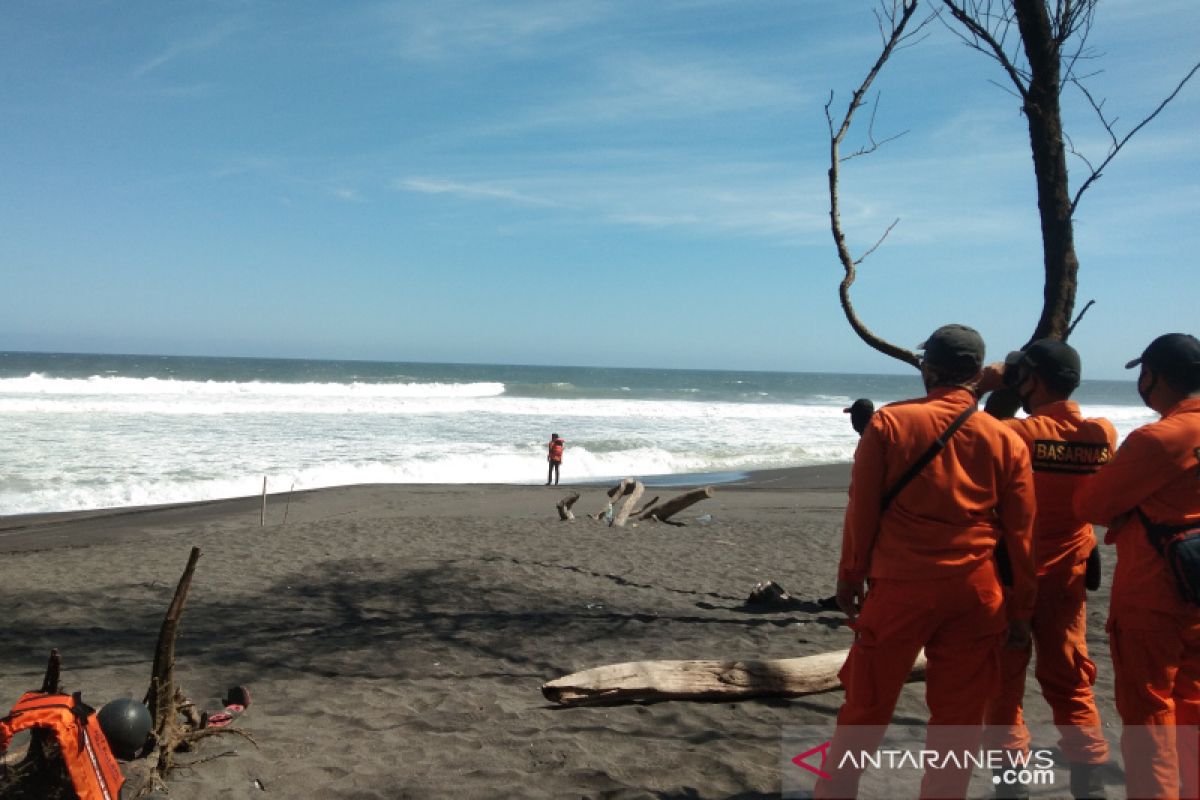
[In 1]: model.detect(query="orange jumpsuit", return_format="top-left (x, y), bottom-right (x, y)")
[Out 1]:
top-left (816, 387), bottom-right (1036, 799)
top-left (1075, 397), bottom-right (1200, 800)
top-left (983, 400), bottom-right (1115, 765)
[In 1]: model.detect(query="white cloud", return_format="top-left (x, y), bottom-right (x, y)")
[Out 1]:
top-left (368, 0), bottom-right (608, 61)
top-left (132, 21), bottom-right (244, 78)
top-left (396, 177), bottom-right (562, 207)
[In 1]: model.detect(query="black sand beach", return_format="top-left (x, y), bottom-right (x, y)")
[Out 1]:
top-left (0, 466), bottom-right (1118, 798)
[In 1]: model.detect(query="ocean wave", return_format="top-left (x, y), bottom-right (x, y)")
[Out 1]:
top-left (0, 444), bottom-right (857, 516)
top-left (0, 374), bottom-right (506, 399)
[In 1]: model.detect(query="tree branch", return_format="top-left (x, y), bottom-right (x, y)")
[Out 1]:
top-left (940, 0), bottom-right (1031, 99)
top-left (1071, 60), bottom-right (1200, 213)
top-left (1064, 298), bottom-right (1095, 341)
top-left (828, 0), bottom-right (927, 368)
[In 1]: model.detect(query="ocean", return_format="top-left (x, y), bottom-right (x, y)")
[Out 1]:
top-left (0, 351), bottom-right (1155, 516)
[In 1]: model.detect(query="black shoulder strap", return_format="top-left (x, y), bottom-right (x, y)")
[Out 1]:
top-left (1136, 506), bottom-right (1198, 552)
top-left (880, 405), bottom-right (977, 511)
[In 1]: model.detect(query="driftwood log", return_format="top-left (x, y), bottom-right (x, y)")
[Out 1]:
top-left (553, 483), bottom-right (714, 527)
top-left (542, 648), bottom-right (927, 706)
top-left (610, 481), bottom-right (645, 527)
top-left (638, 486), bottom-right (714, 523)
top-left (556, 492), bottom-right (581, 521)
top-left (592, 479), bottom-right (635, 520)
top-left (125, 546), bottom-right (254, 797)
top-left (632, 495), bottom-right (659, 517)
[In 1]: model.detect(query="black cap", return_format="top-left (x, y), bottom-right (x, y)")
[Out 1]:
top-left (843, 398), bottom-right (875, 435)
top-left (918, 324), bottom-right (985, 371)
top-left (1007, 338), bottom-right (1081, 388)
top-left (842, 398), bottom-right (874, 415)
top-left (1125, 333), bottom-right (1200, 384)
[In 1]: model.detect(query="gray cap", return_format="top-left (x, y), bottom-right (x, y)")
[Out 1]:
top-left (918, 324), bottom-right (985, 371)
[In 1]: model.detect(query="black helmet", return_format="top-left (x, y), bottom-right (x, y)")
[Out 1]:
top-left (97, 698), bottom-right (153, 760)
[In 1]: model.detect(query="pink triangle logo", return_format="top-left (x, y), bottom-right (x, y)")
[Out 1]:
top-left (791, 741), bottom-right (833, 780)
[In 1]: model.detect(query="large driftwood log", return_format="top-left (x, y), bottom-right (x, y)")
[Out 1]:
top-left (543, 649), bottom-right (927, 706)
top-left (593, 479), bottom-right (634, 520)
top-left (556, 492), bottom-right (581, 521)
top-left (610, 481), bottom-right (644, 527)
top-left (638, 486), bottom-right (714, 523)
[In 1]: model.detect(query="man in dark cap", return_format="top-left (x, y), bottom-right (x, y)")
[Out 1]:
top-left (977, 339), bottom-right (1116, 799)
top-left (843, 398), bottom-right (875, 435)
top-left (1076, 333), bottom-right (1200, 800)
top-left (815, 324), bottom-right (1036, 799)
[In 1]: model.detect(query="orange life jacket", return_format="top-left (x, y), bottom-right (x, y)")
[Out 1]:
top-left (548, 438), bottom-right (564, 460)
top-left (0, 691), bottom-right (126, 800)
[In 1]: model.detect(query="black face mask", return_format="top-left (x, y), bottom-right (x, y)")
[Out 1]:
top-left (1138, 370), bottom-right (1158, 408)
top-left (1012, 365), bottom-right (1036, 414)
top-left (1019, 385), bottom-right (1035, 415)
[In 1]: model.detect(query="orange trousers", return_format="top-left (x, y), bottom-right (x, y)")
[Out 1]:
top-left (1109, 607), bottom-right (1200, 800)
top-left (983, 560), bottom-right (1108, 764)
top-left (815, 566), bottom-right (1006, 800)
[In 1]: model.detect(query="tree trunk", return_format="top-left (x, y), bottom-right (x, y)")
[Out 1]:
top-left (1013, 0), bottom-right (1078, 342)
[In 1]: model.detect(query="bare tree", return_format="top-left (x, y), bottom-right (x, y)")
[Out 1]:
top-left (829, 0), bottom-right (1199, 363)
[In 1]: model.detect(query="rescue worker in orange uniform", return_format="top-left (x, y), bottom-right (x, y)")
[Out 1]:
top-left (1075, 333), bottom-right (1200, 800)
top-left (977, 339), bottom-right (1114, 799)
top-left (815, 324), bottom-right (1037, 799)
top-left (546, 433), bottom-right (565, 486)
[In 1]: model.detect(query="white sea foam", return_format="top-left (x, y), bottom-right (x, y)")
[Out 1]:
top-left (0, 374), bottom-right (505, 399)
top-left (0, 370), bottom-right (1158, 516)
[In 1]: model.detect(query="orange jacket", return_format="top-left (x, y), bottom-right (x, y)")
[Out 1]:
top-left (839, 387), bottom-right (1037, 619)
top-left (1003, 400), bottom-right (1116, 574)
top-left (1075, 397), bottom-right (1200, 615)
top-left (0, 691), bottom-right (125, 800)
top-left (548, 438), bottom-right (564, 461)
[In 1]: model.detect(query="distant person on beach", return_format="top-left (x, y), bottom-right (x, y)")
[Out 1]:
top-left (843, 398), bottom-right (875, 435)
top-left (1075, 333), bottom-right (1200, 800)
top-left (976, 339), bottom-right (1114, 799)
top-left (815, 324), bottom-right (1036, 799)
top-left (546, 433), bottom-right (565, 486)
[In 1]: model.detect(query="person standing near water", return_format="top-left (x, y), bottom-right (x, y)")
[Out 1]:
top-left (1075, 333), bottom-right (1200, 800)
top-left (546, 433), bottom-right (565, 486)
top-left (816, 324), bottom-right (1036, 799)
top-left (977, 339), bottom-right (1114, 799)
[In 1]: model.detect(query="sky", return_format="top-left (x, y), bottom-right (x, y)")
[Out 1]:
top-left (2, 1), bottom-right (1197, 379)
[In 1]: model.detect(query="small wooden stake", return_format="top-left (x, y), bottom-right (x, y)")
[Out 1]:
top-left (282, 480), bottom-right (296, 525)
top-left (260, 477), bottom-right (267, 527)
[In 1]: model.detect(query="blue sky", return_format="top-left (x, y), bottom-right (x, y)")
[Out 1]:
top-left (2, 1), bottom-right (1197, 379)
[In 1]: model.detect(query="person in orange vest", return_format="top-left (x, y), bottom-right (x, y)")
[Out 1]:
top-left (1075, 333), bottom-right (1200, 800)
top-left (546, 433), bottom-right (565, 486)
top-left (815, 324), bottom-right (1036, 799)
top-left (977, 339), bottom-right (1114, 799)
